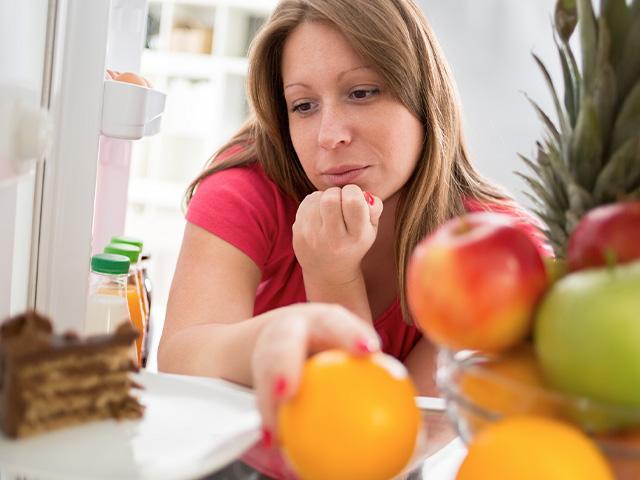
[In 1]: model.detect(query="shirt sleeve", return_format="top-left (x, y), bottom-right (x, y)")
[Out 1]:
top-left (186, 165), bottom-right (277, 269)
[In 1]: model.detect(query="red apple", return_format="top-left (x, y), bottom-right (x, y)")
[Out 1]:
top-left (567, 201), bottom-right (640, 272)
top-left (407, 212), bottom-right (548, 353)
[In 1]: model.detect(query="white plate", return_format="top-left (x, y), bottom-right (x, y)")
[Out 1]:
top-left (0, 371), bottom-right (261, 480)
top-left (420, 438), bottom-right (466, 479)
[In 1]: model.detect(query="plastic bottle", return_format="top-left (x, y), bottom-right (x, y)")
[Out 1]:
top-left (104, 242), bottom-right (145, 366)
top-left (86, 253), bottom-right (131, 335)
top-left (110, 236), bottom-right (150, 323)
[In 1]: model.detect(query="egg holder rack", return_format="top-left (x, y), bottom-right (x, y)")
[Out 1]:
top-left (101, 80), bottom-right (166, 140)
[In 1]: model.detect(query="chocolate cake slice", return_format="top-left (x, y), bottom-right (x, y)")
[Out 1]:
top-left (0, 311), bottom-right (144, 438)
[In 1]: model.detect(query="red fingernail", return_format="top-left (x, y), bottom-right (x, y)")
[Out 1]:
top-left (274, 377), bottom-right (287, 398)
top-left (364, 191), bottom-right (375, 205)
top-left (261, 427), bottom-right (273, 448)
top-left (355, 337), bottom-right (375, 354)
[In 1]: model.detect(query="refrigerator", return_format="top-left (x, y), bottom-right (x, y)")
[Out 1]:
top-left (0, 0), bottom-right (165, 334)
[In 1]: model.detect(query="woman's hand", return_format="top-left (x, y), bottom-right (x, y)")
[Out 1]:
top-left (251, 303), bottom-right (380, 445)
top-left (292, 185), bottom-right (383, 287)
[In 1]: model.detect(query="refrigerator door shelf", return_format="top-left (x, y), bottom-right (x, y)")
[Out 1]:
top-left (101, 80), bottom-right (166, 140)
top-left (0, 84), bottom-right (50, 186)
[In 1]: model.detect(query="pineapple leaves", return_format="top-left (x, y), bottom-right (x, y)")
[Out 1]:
top-left (601, 0), bottom-right (630, 67)
top-left (525, 94), bottom-right (561, 144)
top-left (611, 79), bottom-right (640, 151)
top-left (570, 95), bottom-right (603, 189)
top-left (515, 171), bottom-right (560, 213)
top-left (519, 0), bottom-right (640, 259)
top-left (555, 37), bottom-right (580, 126)
top-left (577, 0), bottom-right (599, 95)
top-left (533, 53), bottom-right (572, 139)
top-left (616, 7), bottom-right (640, 102)
top-left (555, 0), bottom-right (578, 42)
top-left (594, 136), bottom-right (640, 202)
top-left (520, 147), bottom-right (569, 208)
top-left (567, 182), bottom-right (594, 217)
top-left (544, 140), bottom-right (574, 186)
top-left (593, 18), bottom-right (617, 144)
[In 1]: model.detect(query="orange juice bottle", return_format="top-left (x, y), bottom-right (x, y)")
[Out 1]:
top-left (104, 242), bottom-right (144, 366)
top-left (110, 236), bottom-right (150, 362)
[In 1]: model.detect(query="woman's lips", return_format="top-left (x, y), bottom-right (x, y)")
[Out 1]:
top-left (322, 166), bottom-right (370, 187)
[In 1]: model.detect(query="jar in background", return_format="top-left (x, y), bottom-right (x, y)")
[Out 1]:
top-left (104, 242), bottom-right (145, 367)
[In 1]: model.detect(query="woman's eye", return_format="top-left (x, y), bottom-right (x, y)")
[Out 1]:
top-left (350, 88), bottom-right (380, 100)
top-left (292, 102), bottom-right (314, 113)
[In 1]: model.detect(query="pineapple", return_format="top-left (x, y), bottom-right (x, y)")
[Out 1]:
top-left (518, 0), bottom-right (640, 258)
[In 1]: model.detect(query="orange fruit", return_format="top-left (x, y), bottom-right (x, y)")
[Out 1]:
top-left (113, 71), bottom-right (149, 87)
top-left (460, 345), bottom-right (559, 419)
top-left (278, 350), bottom-right (420, 480)
top-left (457, 416), bottom-right (614, 480)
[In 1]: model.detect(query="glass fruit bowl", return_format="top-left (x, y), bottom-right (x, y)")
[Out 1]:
top-left (436, 346), bottom-right (640, 479)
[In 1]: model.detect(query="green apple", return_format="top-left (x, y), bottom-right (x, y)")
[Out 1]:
top-left (534, 260), bottom-right (640, 424)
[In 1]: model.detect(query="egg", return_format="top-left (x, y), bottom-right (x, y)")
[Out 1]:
top-left (113, 72), bottom-right (151, 88)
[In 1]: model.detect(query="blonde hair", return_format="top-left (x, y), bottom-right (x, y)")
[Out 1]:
top-left (186, 0), bottom-right (507, 322)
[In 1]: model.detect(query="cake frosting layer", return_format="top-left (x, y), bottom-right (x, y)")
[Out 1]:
top-left (0, 311), bottom-right (144, 438)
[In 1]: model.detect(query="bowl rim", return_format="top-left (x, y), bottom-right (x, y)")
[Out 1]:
top-left (436, 348), bottom-right (640, 457)
top-left (436, 348), bottom-right (640, 419)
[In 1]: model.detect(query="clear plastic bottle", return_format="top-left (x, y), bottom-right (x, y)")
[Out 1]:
top-left (85, 253), bottom-right (131, 335)
top-left (104, 242), bottom-right (145, 367)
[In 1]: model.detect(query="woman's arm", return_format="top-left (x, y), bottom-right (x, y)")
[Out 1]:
top-left (293, 185), bottom-right (383, 323)
top-left (158, 222), bottom-right (379, 388)
top-left (158, 222), bottom-right (268, 386)
top-left (303, 273), bottom-right (372, 322)
top-left (403, 337), bottom-right (439, 396)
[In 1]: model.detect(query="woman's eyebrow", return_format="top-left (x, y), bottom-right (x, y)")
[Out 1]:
top-left (283, 65), bottom-right (374, 91)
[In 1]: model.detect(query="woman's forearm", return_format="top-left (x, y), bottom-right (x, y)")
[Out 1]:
top-left (157, 312), bottom-right (273, 386)
top-left (404, 337), bottom-right (439, 396)
top-left (302, 271), bottom-right (373, 323)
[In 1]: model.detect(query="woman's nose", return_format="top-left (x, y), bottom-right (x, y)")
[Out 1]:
top-left (317, 106), bottom-right (351, 150)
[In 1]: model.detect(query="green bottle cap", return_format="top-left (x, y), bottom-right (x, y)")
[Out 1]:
top-left (104, 242), bottom-right (141, 263)
top-left (91, 253), bottom-right (130, 275)
top-left (110, 235), bottom-right (144, 250)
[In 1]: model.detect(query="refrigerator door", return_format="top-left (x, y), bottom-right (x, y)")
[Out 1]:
top-left (35, 0), bottom-right (149, 332)
top-left (0, 0), bottom-right (51, 319)
top-left (33, 0), bottom-right (112, 332)
top-left (0, 0), bottom-right (149, 330)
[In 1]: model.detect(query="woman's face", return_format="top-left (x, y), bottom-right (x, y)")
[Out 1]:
top-left (282, 21), bottom-right (425, 201)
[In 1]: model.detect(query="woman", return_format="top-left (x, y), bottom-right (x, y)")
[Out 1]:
top-left (159, 0), bottom-right (544, 477)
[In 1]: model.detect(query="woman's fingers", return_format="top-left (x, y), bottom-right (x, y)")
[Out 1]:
top-left (293, 192), bottom-right (322, 244)
top-left (366, 192), bottom-right (383, 229)
top-left (305, 304), bottom-right (381, 355)
top-left (252, 312), bottom-right (308, 443)
top-left (341, 184), bottom-right (369, 237)
top-left (319, 187), bottom-right (347, 235)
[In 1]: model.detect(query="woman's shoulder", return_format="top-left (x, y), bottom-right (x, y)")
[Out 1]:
top-left (193, 160), bottom-right (293, 210)
top-left (186, 160), bottom-right (297, 270)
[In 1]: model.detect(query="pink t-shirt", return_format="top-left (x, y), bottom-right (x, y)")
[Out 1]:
top-left (185, 162), bottom-right (549, 479)
top-left (186, 162), bottom-right (422, 361)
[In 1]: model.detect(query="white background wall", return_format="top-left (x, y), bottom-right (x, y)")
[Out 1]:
top-left (418, 0), bottom-right (559, 206)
